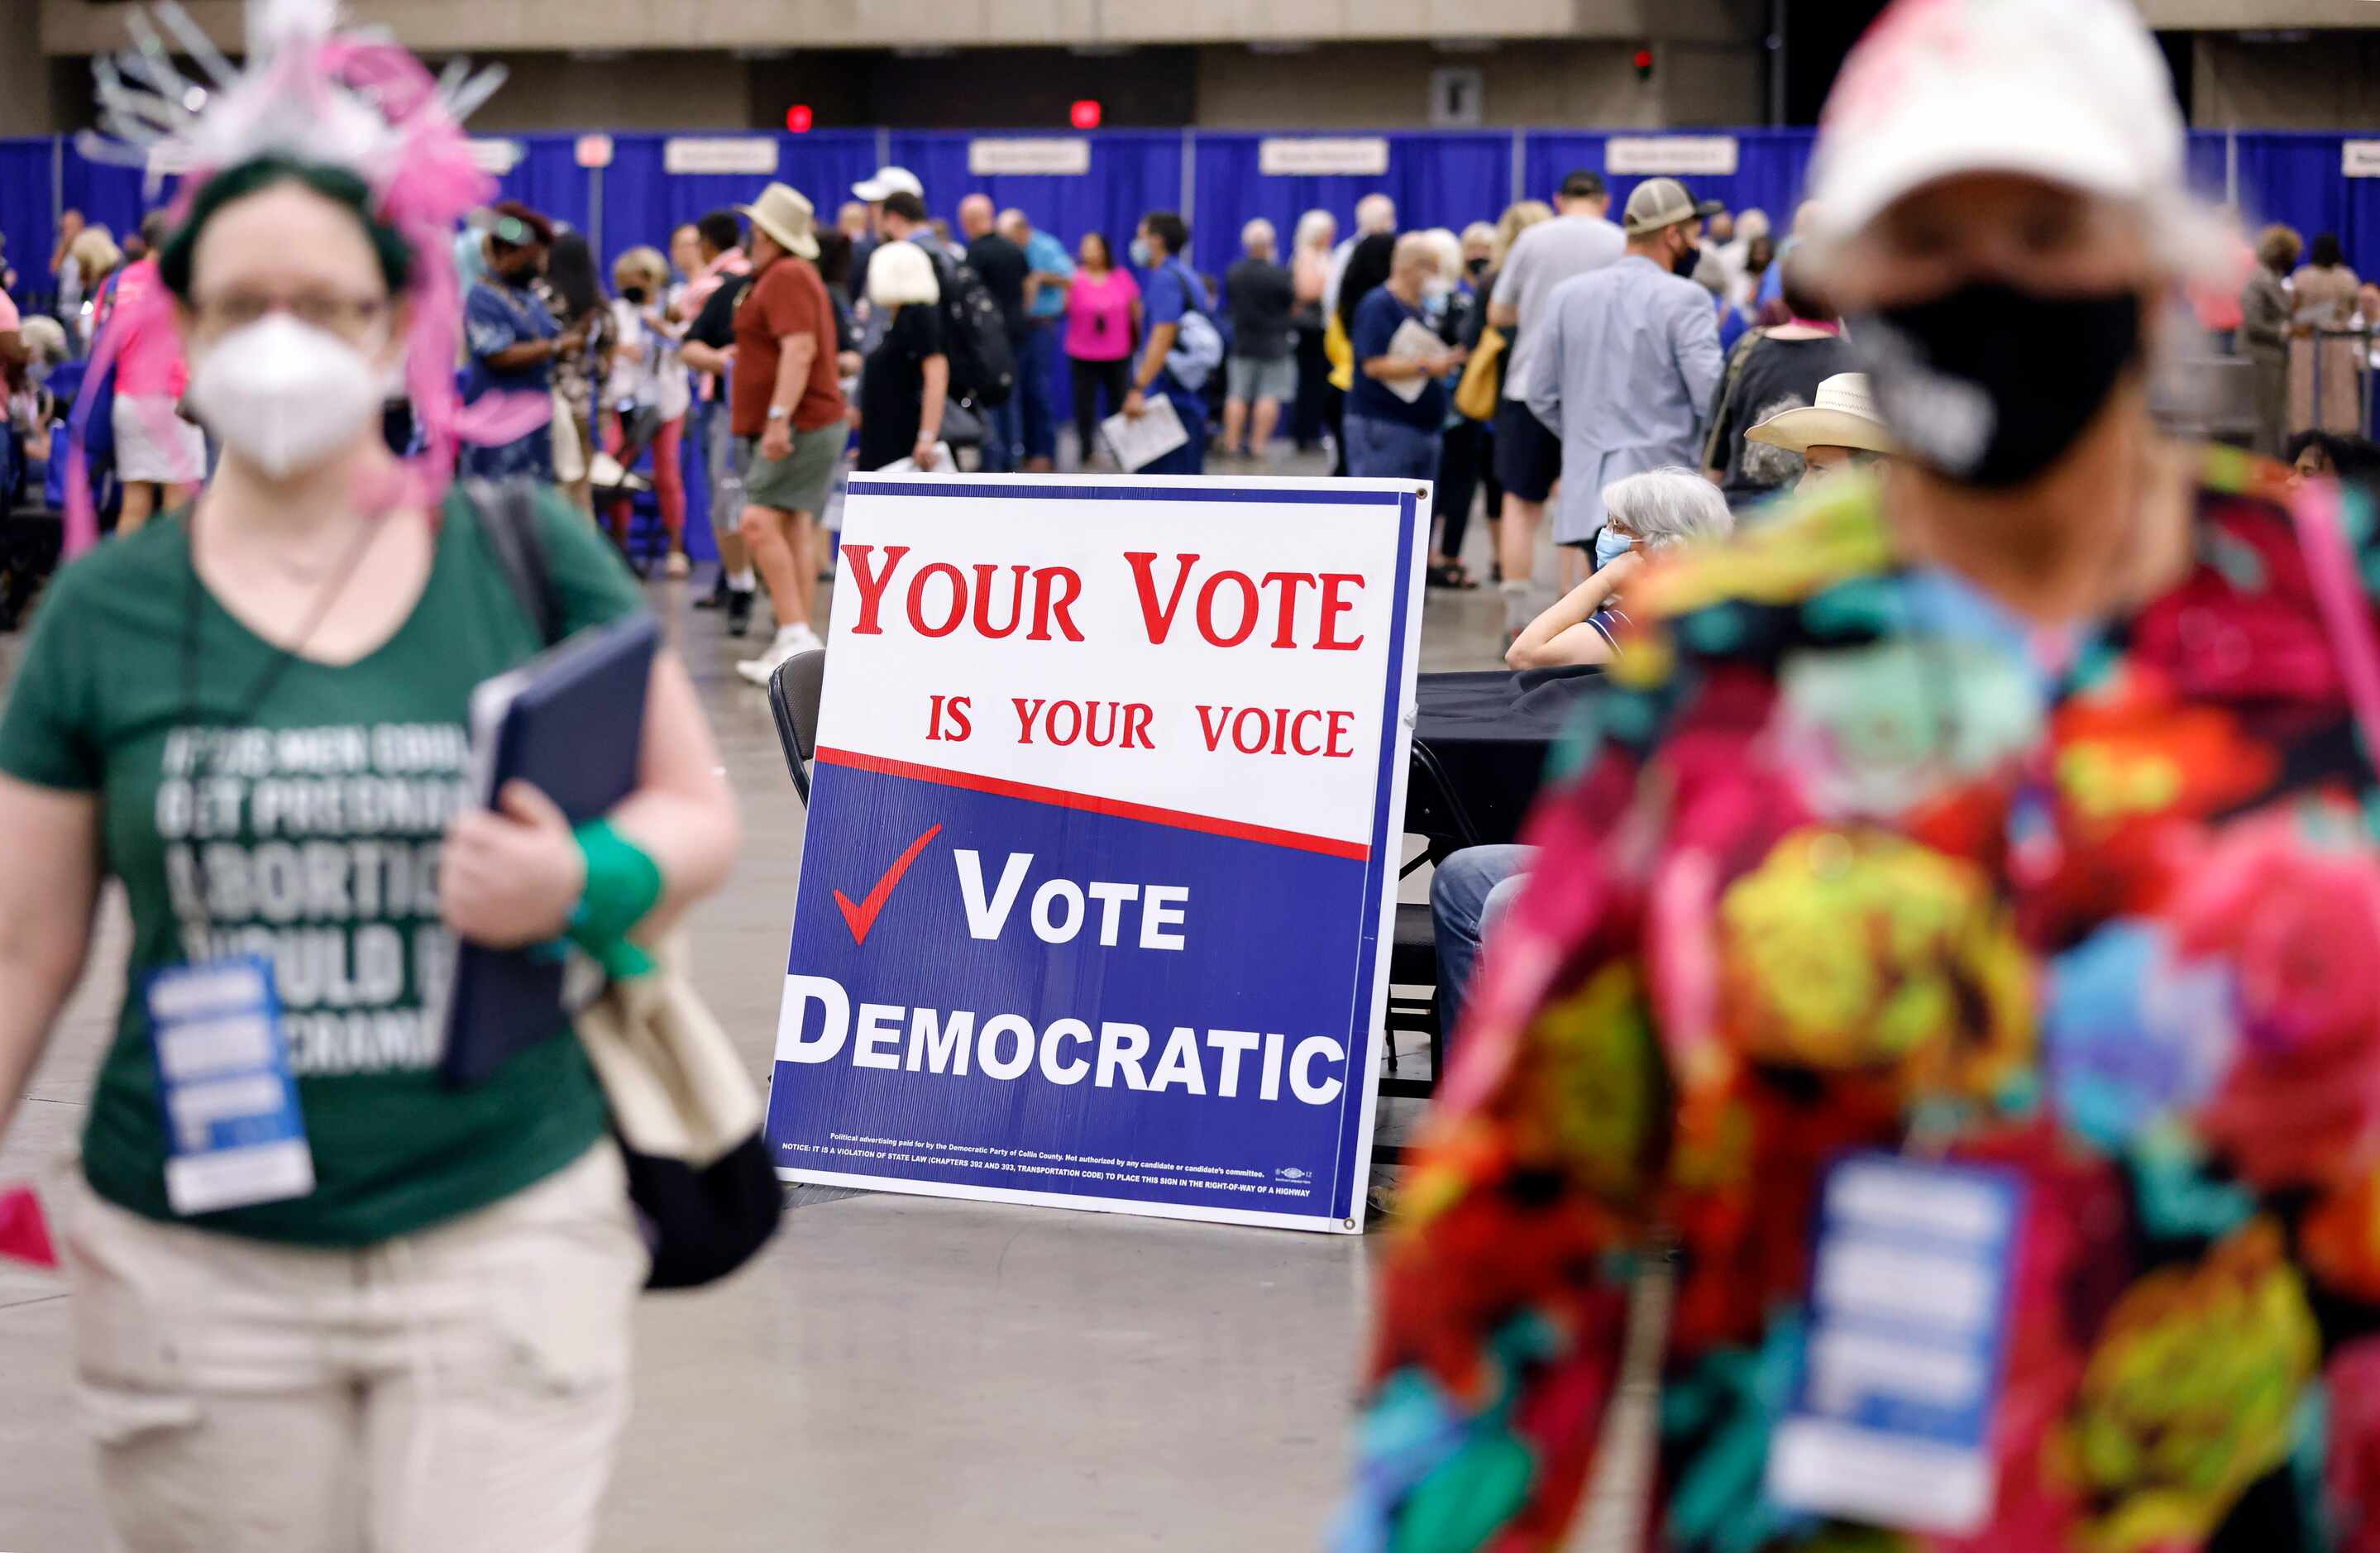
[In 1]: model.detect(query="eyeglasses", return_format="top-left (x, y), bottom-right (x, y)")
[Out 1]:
top-left (188, 291), bottom-right (391, 339)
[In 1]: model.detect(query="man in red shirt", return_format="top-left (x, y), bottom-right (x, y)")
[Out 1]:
top-left (728, 183), bottom-right (848, 686)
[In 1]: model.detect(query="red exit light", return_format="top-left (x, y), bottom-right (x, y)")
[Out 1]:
top-left (1070, 98), bottom-right (1103, 130)
top-left (786, 103), bottom-right (815, 133)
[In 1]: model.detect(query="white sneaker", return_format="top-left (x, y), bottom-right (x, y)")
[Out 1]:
top-left (735, 624), bottom-right (822, 686)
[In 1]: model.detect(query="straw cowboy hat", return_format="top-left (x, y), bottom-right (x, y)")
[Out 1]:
top-left (738, 183), bottom-right (821, 260)
top-left (1746, 372), bottom-right (1900, 457)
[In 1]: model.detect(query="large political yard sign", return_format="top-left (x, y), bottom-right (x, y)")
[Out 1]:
top-left (764, 475), bottom-right (1427, 1233)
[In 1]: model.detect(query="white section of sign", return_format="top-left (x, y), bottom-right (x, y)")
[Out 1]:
top-left (146, 145), bottom-right (196, 176)
top-left (576, 133), bottom-right (614, 169)
top-left (1259, 137), bottom-right (1391, 177)
top-left (968, 138), bottom-right (1092, 176)
top-left (664, 137), bottom-right (780, 176)
top-left (820, 476), bottom-right (1422, 853)
top-left (469, 138), bottom-right (523, 174)
top-left (2347, 141), bottom-right (2380, 178)
top-left (1606, 136), bottom-right (1740, 176)
top-left (1430, 66), bottom-right (1484, 129)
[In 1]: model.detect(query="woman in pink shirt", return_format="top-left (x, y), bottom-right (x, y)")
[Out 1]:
top-left (93, 232), bottom-right (206, 533)
top-left (1063, 232), bottom-right (1140, 466)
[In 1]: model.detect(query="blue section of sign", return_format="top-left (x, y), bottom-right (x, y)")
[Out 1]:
top-left (767, 767), bottom-right (1379, 1222)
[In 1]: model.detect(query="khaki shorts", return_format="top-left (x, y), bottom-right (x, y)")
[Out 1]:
top-left (55, 1142), bottom-right (645, 1552)
top-left (740, 420), bottom-right (843, 516)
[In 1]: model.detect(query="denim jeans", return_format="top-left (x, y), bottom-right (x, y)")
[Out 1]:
top-left (1141, 381), bottom-right (1207, 475)
top-left (979, 392), bottom-right (1022, 472)
top-left (1018, 321), bottom-right (1061, 463)
top-left (1344, 412), bottom-right (1442, 484)
top-left (1430, 843), bottom-right (1535, 1041)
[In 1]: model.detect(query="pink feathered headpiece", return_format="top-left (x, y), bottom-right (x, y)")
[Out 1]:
top-left (69, 0), bottom-right (516, 553)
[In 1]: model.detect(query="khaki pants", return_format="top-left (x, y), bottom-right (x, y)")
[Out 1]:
top-left (55, 1142), bottom-right (647, 1553)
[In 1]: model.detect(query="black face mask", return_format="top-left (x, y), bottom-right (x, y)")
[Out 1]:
top-left (1861, 281), bottom-right (2142, 490)
top-left (1668, 236), bottom-right (1697, 278)
top-left (1466, 256), bottom-right (1490, 278)
top-left (622, 285), bottom-right (648, 304)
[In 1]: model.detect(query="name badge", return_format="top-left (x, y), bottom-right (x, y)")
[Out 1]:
top-left (146, 957), bottom-right (315, 1216)
top-left (1766, 1153), bottom-right (2024, 1536)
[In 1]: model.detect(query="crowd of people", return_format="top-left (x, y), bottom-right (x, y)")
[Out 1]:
top-left (17, 0), bottom-right (2380, 1545)
top-left (1, 140), bottom-right (1919, 681)
top-left (17, 124), bottom-right (2372, 686)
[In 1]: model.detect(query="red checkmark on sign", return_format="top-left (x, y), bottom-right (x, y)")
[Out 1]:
top-left (834, 824), bottom-right (944, 946)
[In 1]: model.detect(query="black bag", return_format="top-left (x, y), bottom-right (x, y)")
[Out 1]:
top-left (927, 250), bottom-right (1017, 409)
top-left (0, 513), bottom-right (63, 633)
top-left (465, 479), bottom-right (784, 1290)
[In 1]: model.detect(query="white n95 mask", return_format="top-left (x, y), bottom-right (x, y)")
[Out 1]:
top-left (184, 313), bottom-right (389, 479)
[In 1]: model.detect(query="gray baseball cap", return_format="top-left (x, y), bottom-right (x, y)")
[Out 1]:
top-left (1622, 177), bottom-right (1725, 237)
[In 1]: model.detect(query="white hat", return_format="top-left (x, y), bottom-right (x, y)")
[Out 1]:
top-left (1746, 373), bottom-right (1899, 458)
top-left (739, 183), bottom-right (821, 260)
top-left (1809, 0), bottom-right (2196, 252)
top-left (853, 165), bottom-right (923, 202)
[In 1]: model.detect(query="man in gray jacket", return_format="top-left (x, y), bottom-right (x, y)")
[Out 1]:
top-left (1527, 178), bottom-right (1728, 569)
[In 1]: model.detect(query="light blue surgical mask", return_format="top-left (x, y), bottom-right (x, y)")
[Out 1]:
top-left (1129, 237), bottom-right (1153, 268)
top-left (1594, 526), bottom-right (1633, 571)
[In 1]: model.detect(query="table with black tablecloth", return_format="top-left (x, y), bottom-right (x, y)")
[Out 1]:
top-left (1407, 667), bottom-right (1599, 848)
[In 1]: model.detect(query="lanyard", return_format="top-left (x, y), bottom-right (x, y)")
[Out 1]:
top-left (178, 502), bottom-right (393, 743)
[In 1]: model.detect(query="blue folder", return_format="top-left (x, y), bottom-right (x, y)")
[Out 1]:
top-left (439, 612), bottom-right (661, 1087)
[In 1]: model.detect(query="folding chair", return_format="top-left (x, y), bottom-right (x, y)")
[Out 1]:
top-left (767, 647), bottom-right (828, 804)
top-left (1376, 739), bottom-right (1489, 1106)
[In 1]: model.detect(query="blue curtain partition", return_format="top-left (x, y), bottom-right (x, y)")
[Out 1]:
top-left (1522, 130), bottom-right (1818, 236)
top-left (600, 130), bottom-right (882, 270)
top-left (59, 141), bottom-right (179, 259)
top-left (491, 135), bottom-right (592, 245)
top-left (13, 124), bottom-right (2380, 303)
top-left (887, 129), bottom-right (1185, 258)
top-left (12, 122), bottom-right (2380, 496)
top-left (0, 141), bottom-right (55, 306)
top-left (1186, 131), bottom-right (1515, 275)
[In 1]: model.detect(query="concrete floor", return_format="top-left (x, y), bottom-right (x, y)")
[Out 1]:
top-left (0, 450), bottom-right (1548, 1551)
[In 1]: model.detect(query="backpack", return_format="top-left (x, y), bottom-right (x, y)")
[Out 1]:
top-left (1699, 327), bottom-right (1772, 472)
top-left (926, 248), bottom-right (1016, 409)
top-left (1162, 260), bottom-right (1224, 394)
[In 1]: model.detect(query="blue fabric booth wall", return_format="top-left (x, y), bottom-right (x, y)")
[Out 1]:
top-left (600, 131), bottom-right (883, 273)
top-left (1186, 131), bottom-right (1514, 276)
top-left (13, 123), bottom-right (2380, 509)
top-left (17, 126), bottom-right (2380, 313)
top-left (1520, 130), bottom-right (1817, 239)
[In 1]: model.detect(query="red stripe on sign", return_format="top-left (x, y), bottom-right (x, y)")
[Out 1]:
top-left (813, 746), bottom-right (1373, 861)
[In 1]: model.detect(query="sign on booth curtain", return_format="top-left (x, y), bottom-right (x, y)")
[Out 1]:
top-left (968, 138), bottom-right (1092, 175)
top-left (1259, 137), bottom-right (1391, 177)
top-left (663, 137), bottom-right (779, 176)
top-left (1606, 136), bottom-right (1740, 177)
top-left (763, 474), bottom-right (1428, 1233)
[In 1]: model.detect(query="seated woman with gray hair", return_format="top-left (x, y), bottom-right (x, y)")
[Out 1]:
top-left (1504, 466), bottom-right (1734, 669)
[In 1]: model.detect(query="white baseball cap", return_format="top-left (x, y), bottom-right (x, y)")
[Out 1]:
top-left (1809, 0), bottom-right (2205, 256)
top-left (853, 165), bottom-right (923, 202)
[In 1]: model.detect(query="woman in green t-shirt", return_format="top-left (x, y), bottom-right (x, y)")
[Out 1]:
top-left (0, 31), bottom-right (740, 1553)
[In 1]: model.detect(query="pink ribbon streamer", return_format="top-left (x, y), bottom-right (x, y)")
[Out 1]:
top-left (0, 1185), bottom-right (57, 1269)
